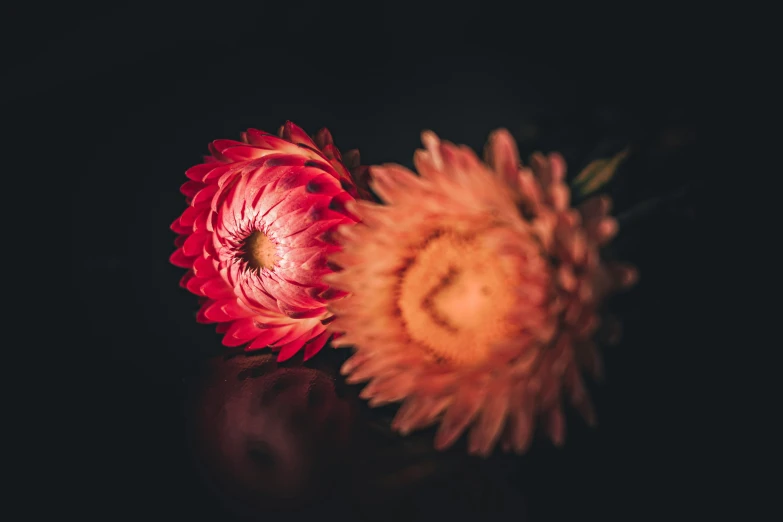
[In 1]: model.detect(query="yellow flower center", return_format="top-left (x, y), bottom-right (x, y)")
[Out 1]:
top-left (244, 230), bottom-right (280, 271)
top-left (396, 226), bottom-right (541, 366)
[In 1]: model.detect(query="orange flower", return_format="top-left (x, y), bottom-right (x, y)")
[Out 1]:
top-left (325, 129), bottom-right (637, 456)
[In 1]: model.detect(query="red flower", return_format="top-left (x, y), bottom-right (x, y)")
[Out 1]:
top-left (170, 122), bottom-right (370, 361)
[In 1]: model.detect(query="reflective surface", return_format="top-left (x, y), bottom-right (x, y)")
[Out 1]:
top-left (186, 349), bottom-right (530, 520)
top-left (58, 7), bottom-right (710, 518)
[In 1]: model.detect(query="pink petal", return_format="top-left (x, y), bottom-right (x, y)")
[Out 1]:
top-left (182, 232), bottom-right (207, 257)
top-left (238, 283), bottom-right (280, 313)
top-left (213, 138), bottom-right (253, 154)
top-left (191, 255), bottom-right (215, 278)
top-left (178, 205), bottom-right (201, 227)
top-left (246, 177), bottom-right (297, 220)
top-left (180, 180), bottom-right (206, 198)
top-left (321, 143), bottom-right (341, 161)
top-left (191, 184), bottom-right (219, 208)
top-left (281, 121), bottom-right (318, 149)
top-left (263, 190), bottom-right (327, 229)
top-left (212, 139), bottom-right (250, 153)
top-left (273, 166), bottom-right (323, 193)
top-left (215, 322), bottom-right (231, 334)
top-left (328, 158), bottom-right (352, 183)
top-left (203, 298), bottom-right (246, 322)
top-left (314, 128), bottom-right (334, 150)
top-left (306, 201), bottom-right (348, 225)
top-left (276, 217), bottom-right (344, 247)
top-left (303, 330), bottom-right (331, 361)
top-left (211, 174), bottom-right (241, 214)
top-left (328, 191), bottom-right (359, 220)
top-left (220, 145), bottom-right (269, 162)
top-left (207, 142), bottom-right (231, 163)
top-left (201, 278), bottom-right (234, 299)
top-left (258, 273), bottom-right (313, 310)
top-left (269, 324), bottom-right (312, 347)
top-left (225, 317), bottom-right (260, 342)
top-left (342, 149), bottom-right (360, 169)
top-left (186, 163), bottom-right (219, 182)
top-left (246, 324), bottom-right (297, 350)
top-left (170, 222), bottom-right (190, 235)
top-left (276, 262), bottom-right (329, 288)
top-left (244, 129), bottom-right (302, 153)
top-left (196, 302), bottom-right (214, 324)
top-left (303, 173), bottom-right (343, 197)
top-left (191, 209), bottom-right (210, 234)
top-left (170, 213), bottom-right (191, 233)
top-left (221, 329), bottom-right (252, 347)
top-left (221, 298), bottom-right (256, 318)
top-left (284, 307), bottom-right (328, 319)
top-left (281, 245), bottom-right (326, 265)
top-left (202, 164), bottom-right (231, 183)
top-left (179, 270), bottom-right (194, 289)
top-left (186, 275), bottom-right (209, 296)
top-left (275, 336), bottom-right (309, 362)
top-left (169, 247), bottom-right (195, 268)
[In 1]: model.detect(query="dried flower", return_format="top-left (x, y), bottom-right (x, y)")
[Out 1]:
top-left (325, 129), bottom-right (636, 455)
top-left (170, 122), bottom-right (368, 361)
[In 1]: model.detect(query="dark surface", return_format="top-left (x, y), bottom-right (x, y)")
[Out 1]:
top-left (48, 2), bottom-right (714, 520)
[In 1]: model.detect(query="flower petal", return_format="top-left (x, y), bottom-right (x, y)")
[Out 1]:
top-left (169, 247), bottom-right (195, 268)
top-left (434, 386), bottom-right (488, 451)
top-left (185, 163), bottom-right (220, 182)
top-left (275, 337), bottom-right (309, 362)
top-left (281, 121), bottom-right (318, 150)
top-left (303, 330), bottom-right (331, 361)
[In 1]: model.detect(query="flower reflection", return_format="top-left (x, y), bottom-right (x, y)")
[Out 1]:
top-left (187, 353), bottom-right (356, 514)
top-left (186, 351), bottom-right (529, 519)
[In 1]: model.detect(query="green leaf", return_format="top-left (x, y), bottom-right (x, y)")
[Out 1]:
top-left (572, 147), bottom-right (630, 198)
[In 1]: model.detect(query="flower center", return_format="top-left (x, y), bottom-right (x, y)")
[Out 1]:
top-left (396, 226), bottom-right (542, 367)
top-left (243, 230), bottom-right (280, 271)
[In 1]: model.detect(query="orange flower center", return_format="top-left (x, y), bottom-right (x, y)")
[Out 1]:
top-left (396, 226), bottom-right (542, 367)
top-left (243, 230), bottom-right (280, 271)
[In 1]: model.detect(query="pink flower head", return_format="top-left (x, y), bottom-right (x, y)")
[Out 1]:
top-left (170, 121), bottom-right (370, 361)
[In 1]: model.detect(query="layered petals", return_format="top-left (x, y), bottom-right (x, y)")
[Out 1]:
top-left (171, 121), bottom-right (367, 361)
top-left (326, 129), bottom-right (637, 455)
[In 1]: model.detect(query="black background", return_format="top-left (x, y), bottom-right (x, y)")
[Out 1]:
top-left (44, 1), bottom-right (715, 520)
